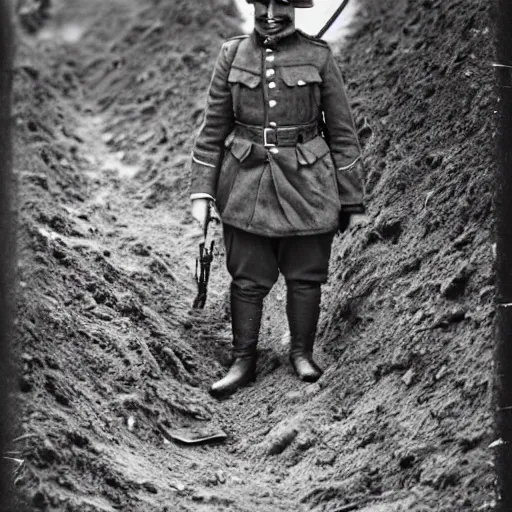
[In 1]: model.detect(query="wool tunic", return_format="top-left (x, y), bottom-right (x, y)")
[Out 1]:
top-left (190, 30), bottom-right (364, 237)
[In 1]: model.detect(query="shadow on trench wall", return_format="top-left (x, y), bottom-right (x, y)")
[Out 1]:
top-left (0, 1), bottom-right (17, 510)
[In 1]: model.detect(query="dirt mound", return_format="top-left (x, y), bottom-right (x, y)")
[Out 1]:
top-left (316, 1), bottom-right (495, 509)
top-left (12, 0), bottom-right (496, 510)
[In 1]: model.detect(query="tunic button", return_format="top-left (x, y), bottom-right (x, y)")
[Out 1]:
top-left (269, 82), bottom-right (276, 89)
top-left (269, 100), bottom-right (277, 108)
top-left (297, 79), bottom-right (306, 86)
top-left (270, 148), bottom-right (279, 154)
top-left (266, 55), bottom-right (275, 62)
top-left (266, 69), bottom-right (275, 78)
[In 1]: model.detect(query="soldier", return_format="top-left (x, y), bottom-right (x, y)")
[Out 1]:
top-left (190, 0), bottom-right (365, 398)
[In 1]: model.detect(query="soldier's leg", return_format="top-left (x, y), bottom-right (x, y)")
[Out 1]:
top-left (209, 224), bottom-right (279, 398)
top-left (278, 231), bottom-right (336, 382)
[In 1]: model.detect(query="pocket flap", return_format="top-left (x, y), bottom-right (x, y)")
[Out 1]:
top-left (296, 136), bottom-right (330, 166)
top-left (281, 65), bottom-right (322, 87)
top-left (228, 67), bottom-right (261, 89)
top-left (230, 137), bottom-right (253, 162)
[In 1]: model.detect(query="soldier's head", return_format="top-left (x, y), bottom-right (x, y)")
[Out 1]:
top-left (247, 0), bottom-right (313, 37)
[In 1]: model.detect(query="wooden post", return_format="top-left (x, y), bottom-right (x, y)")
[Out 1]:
top-left (494, 0), bottom-right (512, 509)
top-left (0, 1), bottom-right (15, 510)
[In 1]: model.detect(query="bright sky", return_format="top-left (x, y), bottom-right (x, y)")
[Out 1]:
top-left (233, 0), bottom-right (359, 42)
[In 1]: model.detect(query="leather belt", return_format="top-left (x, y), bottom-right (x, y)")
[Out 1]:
top-left (234, 121), bottom-right (319, 148)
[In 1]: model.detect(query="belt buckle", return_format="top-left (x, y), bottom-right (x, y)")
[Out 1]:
top-left (263, 127), bottom-right (277, 148)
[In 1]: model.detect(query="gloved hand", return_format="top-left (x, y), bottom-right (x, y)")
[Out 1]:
top-left (348, 213), bottom-right (369, 228)
top-left (338, 212), bottom-right (369, 233)
top-left (191, 198), bottom-right (220, 234)
top-left (191, 198), bottom-right (211, 232)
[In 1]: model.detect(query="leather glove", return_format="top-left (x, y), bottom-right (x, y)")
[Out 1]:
top-left (191, 198), bottom-right (211, 232)
top-left (191, 198), bottom-right (220, 233)
top-left (339, 212), bottom-right (369, 233)
top-left (349, 213), bottom-right (369, 227)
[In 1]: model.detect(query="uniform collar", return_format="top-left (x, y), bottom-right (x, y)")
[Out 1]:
top-left (251, 28), bottom-right (299, 50)
top-left (233, 31), bottom-right (302, 74)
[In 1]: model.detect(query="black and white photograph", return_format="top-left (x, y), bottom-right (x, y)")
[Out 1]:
top-left (1, 0), bottom-right (507, 510)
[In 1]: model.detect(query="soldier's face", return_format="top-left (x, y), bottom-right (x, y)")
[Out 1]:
top-left (254, 0), bottom-right (295, 35)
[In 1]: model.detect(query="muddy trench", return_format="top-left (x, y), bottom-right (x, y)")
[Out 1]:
top-left (13, 0), bottom-right (496, 511)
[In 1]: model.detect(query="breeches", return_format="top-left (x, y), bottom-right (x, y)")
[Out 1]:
top-left (223, 224), bottom-right (335, 301)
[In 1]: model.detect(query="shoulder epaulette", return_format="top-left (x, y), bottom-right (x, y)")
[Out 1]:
top-left (296, 29), bottom-right (329, 48)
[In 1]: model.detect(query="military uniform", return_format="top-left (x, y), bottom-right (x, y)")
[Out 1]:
top-left (191, 30), bottom-right (364, 233)
top-left (190, 7), bottom-right (364, 397)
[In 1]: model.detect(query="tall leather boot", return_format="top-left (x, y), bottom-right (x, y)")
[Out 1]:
top-left (287, 280), bottom-right (323, 382)
top-left (209, 286), bottom-right (263, 398)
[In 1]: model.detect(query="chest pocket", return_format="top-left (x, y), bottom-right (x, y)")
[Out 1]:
top-left (280, 65), bottom-right (322, 111)
top-left (228, 67), bottom-right (262, 120)
top-left (280, 65), bottom-right (322, 87)
top-left (228, 67), bottom-right (261, 88)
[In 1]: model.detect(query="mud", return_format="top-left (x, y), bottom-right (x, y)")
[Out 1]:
top-left (12, 0), bottom-right (496, 510)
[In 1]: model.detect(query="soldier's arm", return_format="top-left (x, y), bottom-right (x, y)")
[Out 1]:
top-left (320, 48), bottom-right (365, 214)
top-left (190, 40), bottom-right (238, 199)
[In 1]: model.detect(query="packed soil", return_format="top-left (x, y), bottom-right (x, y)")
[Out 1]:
top-left (12, 0), bottom-right (496, 510)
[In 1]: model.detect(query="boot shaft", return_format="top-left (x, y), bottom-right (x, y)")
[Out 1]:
top-left (286, 280), bottom-right (321, 356)
top-left (231, 284), bottom-right (264, 358)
